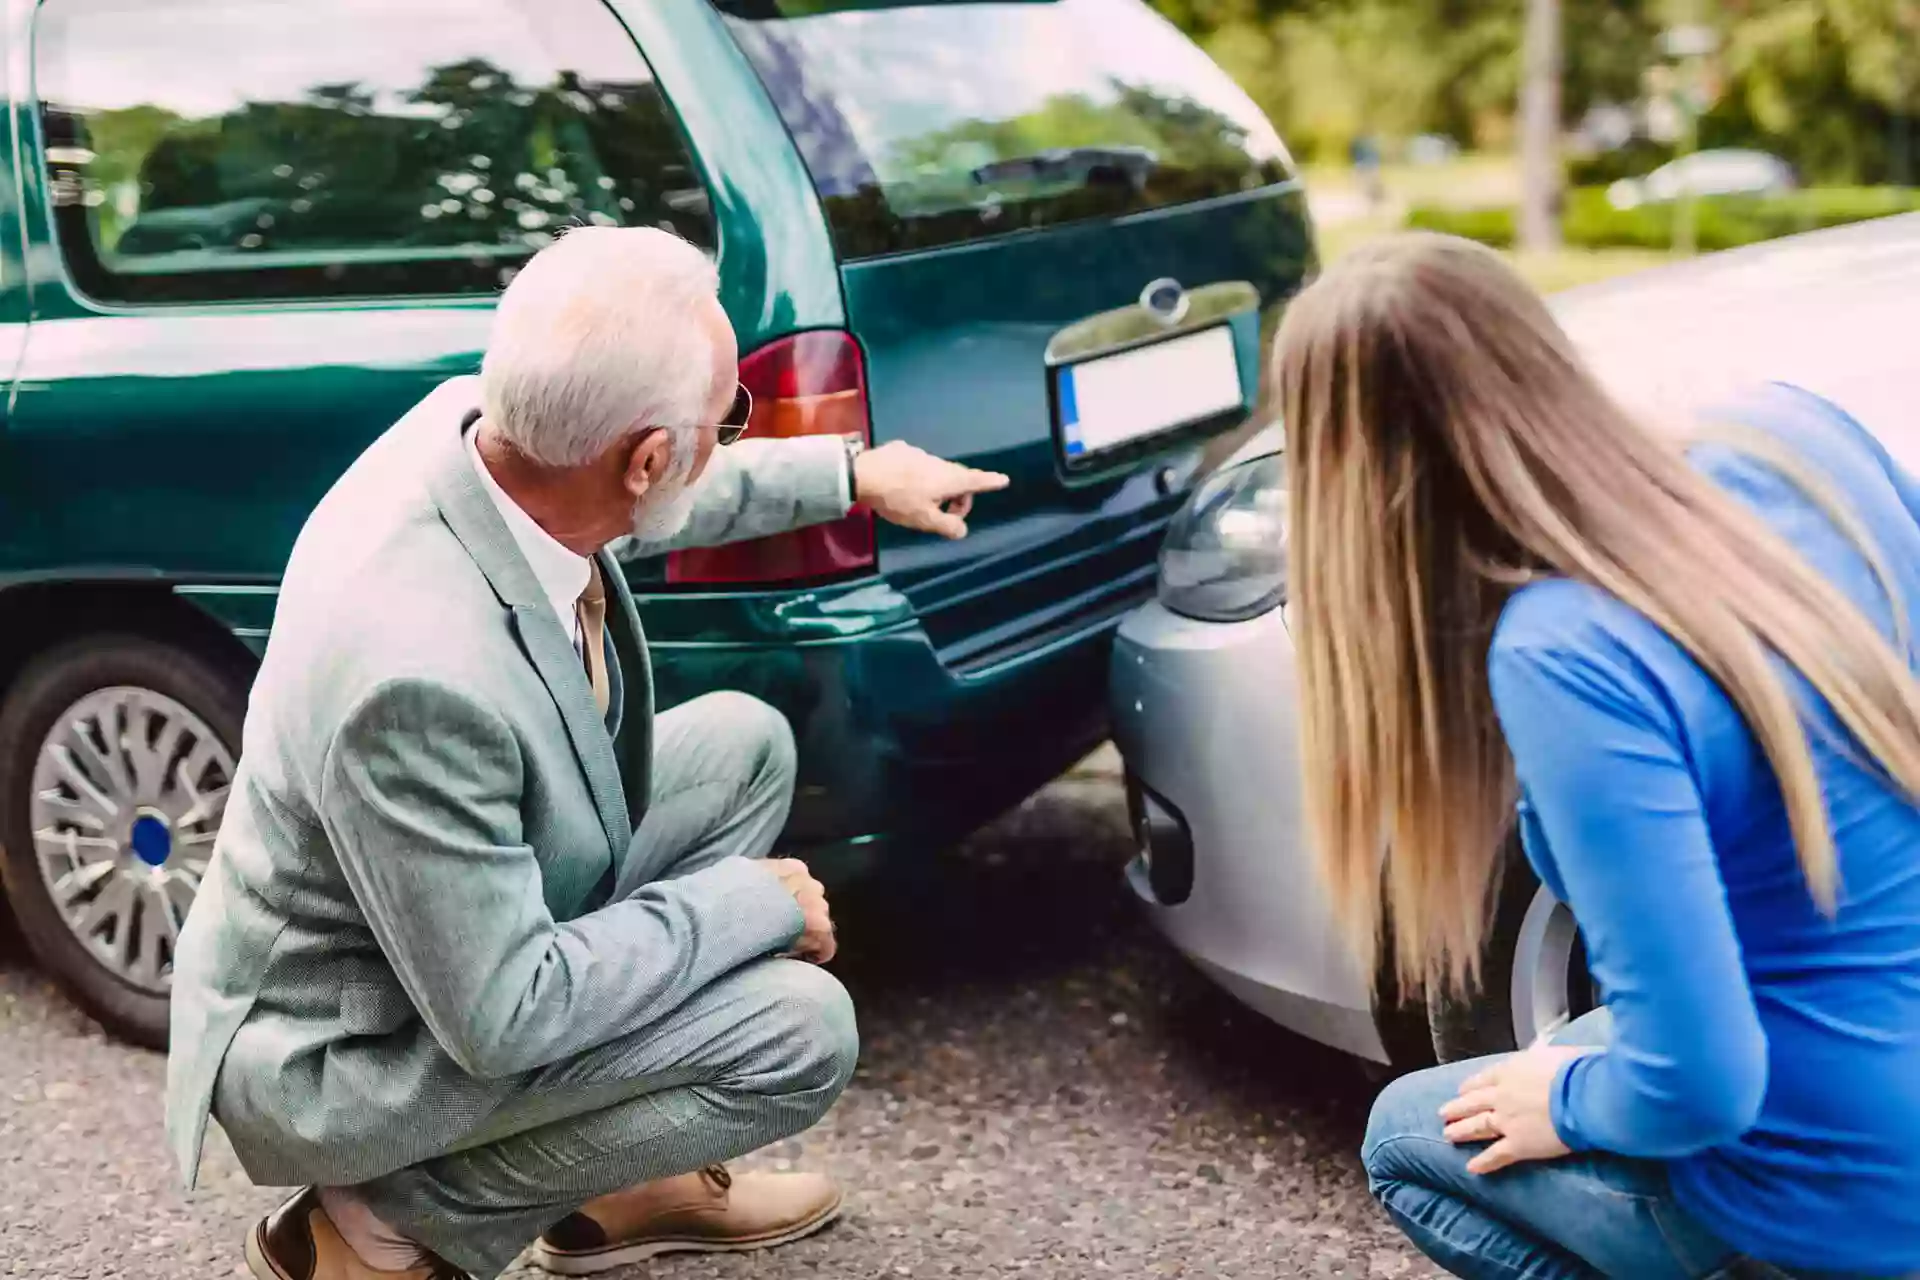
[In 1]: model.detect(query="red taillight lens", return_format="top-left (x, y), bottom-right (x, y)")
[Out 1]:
top-left (666, 330), bottom-right (877, 586)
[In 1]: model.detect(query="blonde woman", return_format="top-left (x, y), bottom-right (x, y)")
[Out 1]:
top-left (1277, 234), bottom-right (1920, 1279)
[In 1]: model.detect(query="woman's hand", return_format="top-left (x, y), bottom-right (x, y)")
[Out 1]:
top-left (1438, 1043), bottom-right (1595, 1174)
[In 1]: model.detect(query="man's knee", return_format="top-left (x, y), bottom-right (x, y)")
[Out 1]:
top-left (698, 691), bottom-right (797, 798)
top-left (747, 960), bottom-right (859, 1100)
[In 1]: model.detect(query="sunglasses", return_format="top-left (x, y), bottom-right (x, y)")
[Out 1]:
top-left (715, 384), bottom-right (753, 446)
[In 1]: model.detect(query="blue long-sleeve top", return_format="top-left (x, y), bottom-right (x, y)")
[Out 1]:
top-left (1489, 382), bottom-right (1920, 1274)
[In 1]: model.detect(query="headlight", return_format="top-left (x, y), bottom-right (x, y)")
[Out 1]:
top-left (1156, 451), bottom-right (1287, 622)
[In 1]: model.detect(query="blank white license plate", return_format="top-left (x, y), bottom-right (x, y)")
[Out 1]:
top-left (1056, 325), bottom-right (1244, 465)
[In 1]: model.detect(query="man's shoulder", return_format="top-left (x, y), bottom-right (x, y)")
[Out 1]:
top-left (281, 376), bottom-right (487, 604)
top-left (258, 376), bottom-right (515, 735)
top-left (268, 536), bottom-right (512, 693)
top-left (298, 376), bottom-right (481, 539)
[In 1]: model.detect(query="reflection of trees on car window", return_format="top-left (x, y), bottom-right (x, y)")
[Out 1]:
top-left (718, 0), bottom-right (1293, 258)
top-left (890, 83), bottom-right (1259, 200)
top-left (57, 57), bottom-right (700, 264)
top-left (812, 84), bottom-right (1284, 255)
top-left (37, 1), bottom-right (713, 304)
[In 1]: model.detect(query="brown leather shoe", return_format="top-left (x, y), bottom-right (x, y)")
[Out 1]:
top-left (530, 1165), bottom-right (843, 1276)
top-left (245, 1187), bottom-right (469, 1280)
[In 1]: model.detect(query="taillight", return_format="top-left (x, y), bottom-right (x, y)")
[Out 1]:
top-left (666, 330), bottom-right (877, 586)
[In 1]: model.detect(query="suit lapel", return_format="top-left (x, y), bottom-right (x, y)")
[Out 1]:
top-left (599, 549), bottom-right (654, 829)
top-left (422, 405), bottom-right (631, 864)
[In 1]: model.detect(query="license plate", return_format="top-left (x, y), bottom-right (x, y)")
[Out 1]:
top-left (1053, 325), bottom-right (1244, 470)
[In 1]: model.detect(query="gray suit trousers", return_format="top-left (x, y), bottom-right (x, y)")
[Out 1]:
top-left (333, 694), bottom-right (856, 1276)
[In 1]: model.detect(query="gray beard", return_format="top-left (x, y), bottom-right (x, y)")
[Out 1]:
top-left (629, 436), bottom-right (701, 544)
top-left (629, 482), bottom-right (697, 544)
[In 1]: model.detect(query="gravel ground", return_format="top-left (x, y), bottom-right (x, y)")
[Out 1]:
top-left (0, 755), bottom-right (1436, 1279)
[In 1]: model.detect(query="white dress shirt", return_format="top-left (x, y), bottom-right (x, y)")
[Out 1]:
top-left (464, 427), bottom-right (592, 651)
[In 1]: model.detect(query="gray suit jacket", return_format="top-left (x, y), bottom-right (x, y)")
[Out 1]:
top-left (164, 376), bottom-right (850, 1189)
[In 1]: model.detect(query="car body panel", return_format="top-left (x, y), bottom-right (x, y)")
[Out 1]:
top-left (847, 184), bottom-right (1315, 663)
top-left (1112, 213), bottom-right (1920, 1058)
top-left (605, 0), bottom-right (845, 345)
top-left (1552, 211), bottom-right (1920, 470)
top-left (1112, 598), bottom-right (1388, 1062)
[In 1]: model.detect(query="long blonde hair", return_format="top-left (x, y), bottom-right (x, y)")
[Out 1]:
top-left (1276, 233), bottom-right (1920, 997)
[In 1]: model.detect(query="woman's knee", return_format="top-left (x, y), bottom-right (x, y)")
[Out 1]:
top-left (1361, 1061), bottom-right (1480, 1192)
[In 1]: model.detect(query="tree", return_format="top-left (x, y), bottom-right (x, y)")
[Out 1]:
top-left (1518, 0), bottom-right (1563, 251)
top-left (1710, 0), bottom-right (1920, 183)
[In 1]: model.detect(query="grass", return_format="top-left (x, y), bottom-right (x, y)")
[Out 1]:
top-left (1303, 153), bottom-right (1521, 210)
top-left (1317, 209), bottom-right (1671, 293)
top-left (1506, 246), bottom-right (1676, 293)
top-left (1308, 153), bottom-right (1676, 294)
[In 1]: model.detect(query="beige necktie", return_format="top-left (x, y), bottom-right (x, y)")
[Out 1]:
top-left (576, 560), bottom-right (611, 717)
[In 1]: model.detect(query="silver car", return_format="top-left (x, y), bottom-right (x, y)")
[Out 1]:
top-left (1111, 213), bottom-right (1920, 1070)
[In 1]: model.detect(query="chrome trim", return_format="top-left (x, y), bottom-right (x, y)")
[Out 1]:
top-left (1045, 280), bottom-right (1260, 367)
top-left (1139, 277), bottom-right (1191, 327)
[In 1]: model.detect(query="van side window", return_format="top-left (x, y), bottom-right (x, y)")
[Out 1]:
top-left (34, 0), bottom-right (713, 306)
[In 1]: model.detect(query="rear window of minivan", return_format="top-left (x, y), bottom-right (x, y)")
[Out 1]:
top-left (712, 0), bottom-right (1294, 259)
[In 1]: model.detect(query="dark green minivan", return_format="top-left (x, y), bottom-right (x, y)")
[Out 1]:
top-left (0, 0), bottom-right (1314, 1046)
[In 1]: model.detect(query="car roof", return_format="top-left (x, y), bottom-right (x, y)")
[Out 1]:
top-left (1552, 213), bottom-right (1920, 470)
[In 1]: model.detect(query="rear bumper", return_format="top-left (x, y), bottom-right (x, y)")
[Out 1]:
top-left (1109, 600), bottom-right (1388, 1063)
top-left (651, 599), bottom-right (1119, 871)
top-left (186, 567), bottom-right (1121, 875)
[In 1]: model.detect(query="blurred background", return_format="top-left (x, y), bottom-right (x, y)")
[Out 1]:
top-left (1153, 0), bottom-right (1920, 291)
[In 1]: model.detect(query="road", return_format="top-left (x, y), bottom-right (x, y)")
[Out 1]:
top-left (0, 754), bottom-right (1435, 1279)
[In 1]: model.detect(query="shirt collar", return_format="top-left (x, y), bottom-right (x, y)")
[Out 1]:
top-left (464, 421), bottom-right (592, 637)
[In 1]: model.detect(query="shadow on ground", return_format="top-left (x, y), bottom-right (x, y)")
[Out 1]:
top-left (832, 763), bottom-right (1379, 1169)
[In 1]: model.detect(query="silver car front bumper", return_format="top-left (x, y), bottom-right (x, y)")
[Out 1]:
top-left (1110, 600), bottom-right (1389, 1063)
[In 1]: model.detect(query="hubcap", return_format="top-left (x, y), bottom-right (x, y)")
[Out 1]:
top-left (1508, 883), bottom-right (1596, 1047)
top-left (30, 687), bottom-right (233, 996)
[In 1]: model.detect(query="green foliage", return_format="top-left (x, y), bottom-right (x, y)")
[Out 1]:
top-left (1707, 0), bottom-right (1920, 184)
top-left (1149, 0), bottom-right (1661, 162)
top-left (1567, 139), bottom-right (1674, 187)
top-left (1147, 0), bottom-right (1918, 185)
top-left (1406, 185), bottom-right (1920, 252)
top-left (1405, 203), bottom-right (1518, 247)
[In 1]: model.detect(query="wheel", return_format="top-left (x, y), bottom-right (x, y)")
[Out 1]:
top-left (1426, 830), bottom-right (1598, 1063)
top-left (0, 635), bottom-right (246, 1049)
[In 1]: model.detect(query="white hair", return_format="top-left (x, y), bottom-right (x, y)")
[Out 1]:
top-left (481, 226), bottom-right (721, 468)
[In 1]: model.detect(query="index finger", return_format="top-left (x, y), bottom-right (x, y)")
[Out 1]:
top-left (945, 466), bottom-right (1011, 495)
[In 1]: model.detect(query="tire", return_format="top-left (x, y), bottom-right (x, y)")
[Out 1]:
top-left (1426, 830), bottom-right (1597, 1063)
top-left (0, 634), bottom-right (247, 1050)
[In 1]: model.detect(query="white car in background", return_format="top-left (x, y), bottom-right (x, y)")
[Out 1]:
top-left (1608, 148), bottom-right (1797, 210)
top-left (1110, 213), bottom-right (1920, 1070)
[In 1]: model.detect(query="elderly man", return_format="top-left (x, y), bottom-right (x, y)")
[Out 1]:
top-left (165, 227), bottom-right (1008, 1280)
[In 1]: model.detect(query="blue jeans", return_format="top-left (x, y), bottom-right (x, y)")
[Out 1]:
top-left (1362, 1010), bottom-right (1784, 1280)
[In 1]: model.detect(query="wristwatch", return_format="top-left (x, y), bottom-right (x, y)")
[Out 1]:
top-left (842, 436), bottom-right (866, 505)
